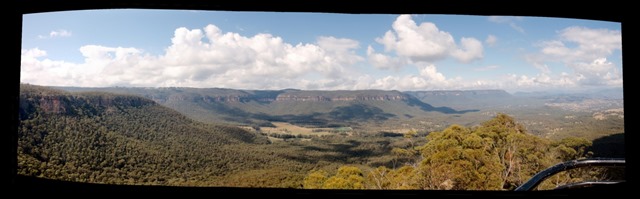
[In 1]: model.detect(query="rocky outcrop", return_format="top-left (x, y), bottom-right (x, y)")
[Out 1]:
top-left (54, 86), bottom-right (510, 105)
top-left (274, 91), bottom-right (408, 102)
top-left (405, 89), bottom-right (511, 98)
top-left (202, 95), bottom-right (250, 103)
top-left (275, 95), bottom-right (331, 102)
top-left (37, 96), bottom-right (67, 114)
top-left (21, 84), bottom-right (155, 116)
top-left (158, 89), bottom-right (411, 103)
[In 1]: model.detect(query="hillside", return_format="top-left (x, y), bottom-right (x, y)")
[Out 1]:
top-left (18, 84), bottom-right (416, 187)
top-left (17, 84), bottom-right (306, 186)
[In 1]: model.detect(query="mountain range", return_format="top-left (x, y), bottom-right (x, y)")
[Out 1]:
top-left (56, 86), bottom-right (501, 126)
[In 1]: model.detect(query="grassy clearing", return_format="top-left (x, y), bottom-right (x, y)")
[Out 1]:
top-left (262, 122), bottom-right (337, 136)
top-left (267, 136), bottom-right (284, 142)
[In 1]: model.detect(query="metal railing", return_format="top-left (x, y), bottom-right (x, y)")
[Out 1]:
top-left (514, 158), bottom-right (625, 191)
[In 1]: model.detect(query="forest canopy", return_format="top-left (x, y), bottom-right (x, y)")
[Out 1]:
top-left (18, 84), bottom-right (618, 189)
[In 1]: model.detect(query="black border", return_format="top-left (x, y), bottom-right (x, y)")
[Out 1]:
top-left (8, 0), bottom-right (632, 197)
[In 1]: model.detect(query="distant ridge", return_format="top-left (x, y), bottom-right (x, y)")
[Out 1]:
top-left (404, 89), bottom-right (513, 109)
top-left (58, 86), bottom-right (511, 103)
top-left (54, 86), bottom-right (480, 126)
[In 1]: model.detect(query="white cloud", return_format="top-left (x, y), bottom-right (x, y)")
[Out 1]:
top-left (488, 16), bottom-right (525, 33)
top-left (21, 48), bottom-right (84, 86)
top-left (560, 27), bottom-right (621, 52)
top-left (363, 63), bottom-right (462, 91)
top-left (21, 48), bottom-right (47, 58)
top-left (450, 37), bottom-right (483, 63)
top-left (22, 24), bottom-right (365, 89)
top-left (368, 14), bottom-right (483, 69)
top-left (317, 36), bottom-right (359, 51)
top-left (526, 26), bottom-right (622, 88)
top-left (38, 29), bottom-right (72, 39)
top-left (21, 20), bottom-right (621, 92)
top-left (573, 58), bottom-right (613, 75)
top-left (539, 27), bottom-right (621, 62)
top-left (504, 72), bottom-right (578, 90)
top-left (376, 15), bottom-right (456, 62)
top-left (19, 17), bottom-right (511, 91)
top-left (366, 46), bottom-right (406, 70)
top-left (485, 35), bottom-right (497, 46)
top-left (418, 64), bottom-right (447, 83)
top-left (361, 15), bottom-right (489, 90)
top-left (23, 42), bottom-right (580, 92)
top-left (572, 58), bottom-right (621, 86)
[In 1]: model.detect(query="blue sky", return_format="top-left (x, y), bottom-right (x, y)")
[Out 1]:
top-left (21, 9), bottom-right (622, 92)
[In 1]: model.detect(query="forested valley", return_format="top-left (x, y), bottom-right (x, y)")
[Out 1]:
top-left (17, 84), bottom-right (623, 189)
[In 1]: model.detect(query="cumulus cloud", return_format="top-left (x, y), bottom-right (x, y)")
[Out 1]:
top-left (572, 58), bottom-right (621, 86)
top-left (485, 35), bottom-right (497, 46)
top-left (366, 46), bottom-right (406, 70)
top-left (526, 26), bottom-right (622, 88)
top-left (38, 29), bottom-right (72, 39)
top-left (418, 64), bottom-right (447, 83)
top-left (362, 63), bottom-right (462, 91)
top-left (488, 16), bottom-right (524, 33)
top-left (450, 37), bottom-right (483, 63)
top-left (22, 24), bottom-right (365, 89)
top-left (539, 27), bottom-right (621, 62)
top-left (372, 15), bottom-right (483, 64)
top-left (21, 16), bottom-right (490, 91)
top-left (376, 15), bottom-right (455, 62)
top-left (361, 14), bottom-right (485, 90)
top-left (560, 27), bottom-right (621, 52)
top-left (505, 72), bottom-right (577, 90)
top-left (359, 15), bottom-right (487, 90)
top-left (21, 48), bottom-right (47, 58)
top-left (317, 36), bottom-right (359, 51)
top-left (21, 19), bottom-right (621, 92)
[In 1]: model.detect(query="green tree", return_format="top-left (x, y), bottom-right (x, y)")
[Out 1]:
top-left (322, 166), bottom-right (365, 189)
top-left (553, 137), bottom-right (592, 161)
top-left (473, 113), bottom-right (553, 189)
top-left (366, 166), bottom-right (391, 189)
top-left (418, 124), bottom-right (503, 190)
top-left (388, 165), bottom-right (419, 189)
top-left (303, 170), bottom-right (328, 189)
top-left (303, 166), bottom-right (365, 189)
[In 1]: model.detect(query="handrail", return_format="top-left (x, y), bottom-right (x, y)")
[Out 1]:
top-left (553, 180), bottom-right (624, 190)
top-left (514, 158), bottom-right (625, 191)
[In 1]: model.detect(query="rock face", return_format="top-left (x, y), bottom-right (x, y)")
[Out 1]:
top-left (405, 90), bottom-right (511, 99)
top-left (275, 95), bottom-right (331, 102)
top-left (274, 91), bottom-right (408, 102)
top-left (56, 86), bottom-right (512, 105)
top-left (156, 89), bottom-right (411, 103)
top-left (201, 95), bottom-right (250, 103)
top-left (37, 96), bottom-right (67, 113)
top-left (20, 85), bottom-right (155, 116)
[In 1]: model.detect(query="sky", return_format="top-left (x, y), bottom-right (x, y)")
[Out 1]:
top-left (21, 9), bottom-right (622, 92)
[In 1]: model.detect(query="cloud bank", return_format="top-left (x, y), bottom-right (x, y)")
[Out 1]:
top-left (21, 16), bottom-right (622, 92)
